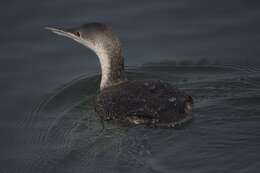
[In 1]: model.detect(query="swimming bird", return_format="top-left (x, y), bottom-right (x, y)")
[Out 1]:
top-left (46, 22), bottom-right (193, 128)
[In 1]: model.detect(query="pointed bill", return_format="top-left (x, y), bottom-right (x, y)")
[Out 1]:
top-left (45, 27), bottom-right (78, 40)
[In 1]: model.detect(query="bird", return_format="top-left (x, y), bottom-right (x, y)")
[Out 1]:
top-left (46, 22), bottom-right (193, 128)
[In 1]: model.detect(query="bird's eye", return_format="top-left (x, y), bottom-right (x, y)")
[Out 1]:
top-left (75, 31), bottom-right (81, 37)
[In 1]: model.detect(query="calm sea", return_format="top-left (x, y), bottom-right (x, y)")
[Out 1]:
top-left (1, 0), bottom-right (260, 172)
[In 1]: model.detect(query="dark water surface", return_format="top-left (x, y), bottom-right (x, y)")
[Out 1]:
top-left (1, 0), bottom-right (260, 172)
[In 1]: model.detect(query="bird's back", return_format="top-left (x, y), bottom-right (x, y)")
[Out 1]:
top-left (95, 80), bottom-right (193, 127)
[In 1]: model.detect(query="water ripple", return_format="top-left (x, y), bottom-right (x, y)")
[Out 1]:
top-left (22, 64), bottom-right (260, 173)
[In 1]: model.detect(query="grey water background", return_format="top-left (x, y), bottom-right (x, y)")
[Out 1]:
top-left (1, 0), bottom-right (260, 172)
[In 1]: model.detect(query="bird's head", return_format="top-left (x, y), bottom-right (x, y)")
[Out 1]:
top-left (45, 22), bottom-right (122, 58)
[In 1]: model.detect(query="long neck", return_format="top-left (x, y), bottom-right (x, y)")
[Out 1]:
top-left (96, 50), bottom-right (126, 90)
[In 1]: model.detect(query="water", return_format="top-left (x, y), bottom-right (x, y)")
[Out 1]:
top-left (1, 0), bottom-right (260, 172)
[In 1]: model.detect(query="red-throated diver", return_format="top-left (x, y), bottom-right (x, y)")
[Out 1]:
top-left (46, 22), bottom-right (193, 127)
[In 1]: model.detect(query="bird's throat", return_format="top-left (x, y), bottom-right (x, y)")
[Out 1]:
top-left (97, 52), bottom-right (126, 90)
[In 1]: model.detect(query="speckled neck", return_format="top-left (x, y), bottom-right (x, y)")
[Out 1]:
top-left (96, 50), bottom-right (126, 91)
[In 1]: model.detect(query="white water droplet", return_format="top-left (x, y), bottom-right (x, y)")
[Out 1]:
top-left (168, 97), bottom-right (176, 102)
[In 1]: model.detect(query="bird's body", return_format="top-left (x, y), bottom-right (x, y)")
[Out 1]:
top-left (95, 80), bottom-right (192, 127)
top-left (46, 22), bottom-right (193, 128)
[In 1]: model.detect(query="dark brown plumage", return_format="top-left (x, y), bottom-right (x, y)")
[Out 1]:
top-left (95, 80), bottom-right (193, 127)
